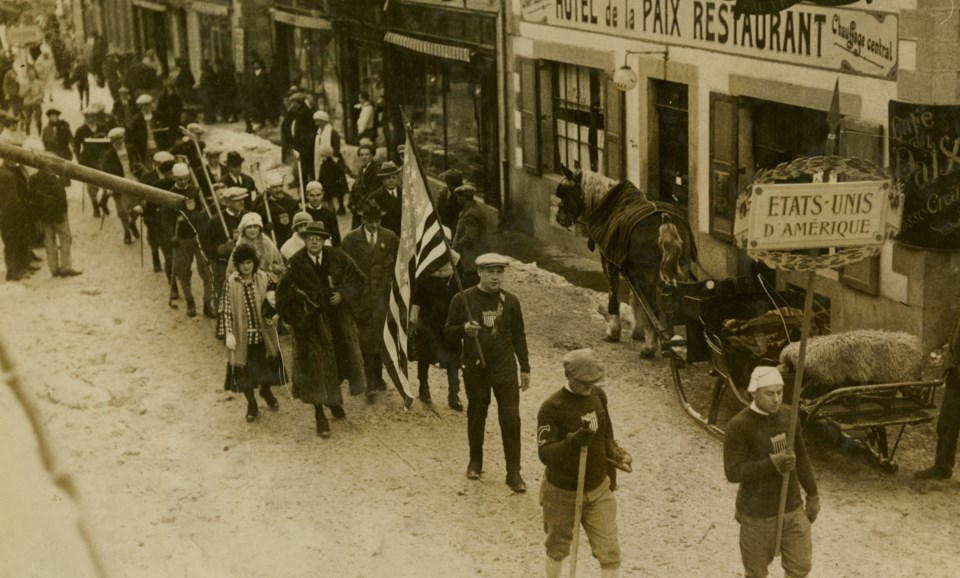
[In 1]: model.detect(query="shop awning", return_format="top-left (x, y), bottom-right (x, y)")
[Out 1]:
top-left (270, 7), bottom-right (332, 31)
top-left (131, 0), bottom-right (167, 12)
top-left (384, 32), bottom-right (471, 63)
top-left (190, 0), bottom-right (228, 16)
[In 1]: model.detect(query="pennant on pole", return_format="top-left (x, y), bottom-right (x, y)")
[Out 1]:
top-left (826, 78), bottom-right (842, 156)
top-left (382, 131), bottom-right (452, 399)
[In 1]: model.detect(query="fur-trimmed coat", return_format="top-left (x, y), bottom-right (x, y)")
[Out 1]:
top-left (275, 247), bottom-right (368, 404)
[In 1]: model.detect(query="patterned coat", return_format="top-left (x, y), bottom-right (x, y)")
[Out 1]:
top-left (275, 247), bottom-right (368, 404)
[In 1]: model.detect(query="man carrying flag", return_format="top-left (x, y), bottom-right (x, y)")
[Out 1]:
top-left (382, 127), bottom-right (455, 409)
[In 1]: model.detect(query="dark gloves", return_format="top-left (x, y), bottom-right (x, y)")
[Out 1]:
top-left (568, 427), bottom-right (595, 447)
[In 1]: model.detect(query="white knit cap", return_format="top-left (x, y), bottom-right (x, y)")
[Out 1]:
top-left (264, 171), bottom-right (284, 187)
top-left (171, 163), bottom-right (189, 177)
top-left (748, 366), bottom-right (784, 393)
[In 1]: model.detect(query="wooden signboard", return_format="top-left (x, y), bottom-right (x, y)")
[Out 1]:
top-left (744, 180), bottom-right (897, 251)
top-left (7, 26), bottom-right (43, 46)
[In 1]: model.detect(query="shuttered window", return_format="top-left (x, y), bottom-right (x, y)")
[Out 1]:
top-left (604, 77), bottom-right (625, 181)
top-left (519, 58), bottom-right (540, 174)
top-left (709, 93), bottom-right (740, 241)
top-left (839, 118), bottom-right (885, 295)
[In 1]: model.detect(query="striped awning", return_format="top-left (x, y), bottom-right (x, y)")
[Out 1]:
top-left (132, 0), bottom-right (167, 12)
top-left (270, 7), bottom-right (333, 31)
top-left (384, 32), bottom-right (471, 63)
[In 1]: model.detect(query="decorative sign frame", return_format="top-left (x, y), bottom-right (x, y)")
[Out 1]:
top-left (735, 156), bottom-right (903, 272)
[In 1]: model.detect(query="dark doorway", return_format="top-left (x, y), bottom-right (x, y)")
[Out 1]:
top-left (655, 79), bottom-right (689, 206)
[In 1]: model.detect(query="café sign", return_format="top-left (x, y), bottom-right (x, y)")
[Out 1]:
top-left (742, 180), bottom-right (898, 250)
top-left (520, 0), bottom-right (897, 79)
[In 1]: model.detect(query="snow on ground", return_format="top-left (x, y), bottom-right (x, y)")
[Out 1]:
top-left (1, 81), bottom-right (959, 577)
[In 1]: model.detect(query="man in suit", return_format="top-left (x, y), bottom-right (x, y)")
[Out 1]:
top-left (349, 143), bottom-right (380, 229)
top-left (220, 150), bottom-right (258, 200)
top-left (340, 199), bottom-right (399, 399)
top-left (367, 161), bottom-right (402, 237)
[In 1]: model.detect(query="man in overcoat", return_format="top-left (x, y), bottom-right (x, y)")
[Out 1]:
top-left (366, 161), bottom-right (402, 237)
top-left (340, 199), bottom-right (399, 398)
top-left (275, 221), bottom-right (368, 437)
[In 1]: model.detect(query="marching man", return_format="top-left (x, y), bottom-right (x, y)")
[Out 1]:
top-left (724, 366), bottom-right (820, 578)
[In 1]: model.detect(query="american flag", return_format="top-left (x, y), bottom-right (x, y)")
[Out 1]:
top-left (383, 131), bottom-right (452, 399)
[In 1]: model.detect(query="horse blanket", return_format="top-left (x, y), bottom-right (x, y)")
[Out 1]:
top-left (583, 181), bottom-right (694, 268)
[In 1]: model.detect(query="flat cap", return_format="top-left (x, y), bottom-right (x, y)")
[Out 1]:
top-left (288, 92), bottom-right (309, 103)
top-left (90, 102), bottom-right (106, 113)
top-left (186, 122), bottom-right (204, 135)
top-left (45, 108), bottom-right (61, 116)
top-left (107, 127), bottom-right (126, 139)
top-left (305, 180), bottom-right (324, 193)
top-left (475, 253), bottom-right (509, 269)
top-left (82, 106), bottom-right (99, 115)
top-left (221, 186), bottom-right (249, 201)
top-left (748, 366), bottom-right (784, 393)
top-left (203, 144), bottom-right (222, 156)
top-left (313, 110), bottom-right (330, 122)
top-left (563, 349), bottom-right (605, 384)
top-left (135, 94), bottom-right (153, 105)
top-left (153, 151), bottom-right (175, 164)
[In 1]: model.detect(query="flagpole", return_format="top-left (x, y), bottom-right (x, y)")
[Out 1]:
top-left (399, 106), bottom-right (485, 368)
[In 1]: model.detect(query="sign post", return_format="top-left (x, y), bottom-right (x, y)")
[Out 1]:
top-left (734, 154), bottom-right (903, 554)
top-left (6, 25), bottom-right (43, 46)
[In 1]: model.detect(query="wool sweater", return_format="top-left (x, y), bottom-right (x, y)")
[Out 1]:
top-left (537, 387), bottom-right (614, 492)
top-left (723, 406), bottom-right (818, 518)
top-left (445, 287), bottom-right (530, 381)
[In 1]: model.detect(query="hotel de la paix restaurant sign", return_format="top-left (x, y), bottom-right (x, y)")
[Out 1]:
top-left (521, 0), bottom-right (898, 79)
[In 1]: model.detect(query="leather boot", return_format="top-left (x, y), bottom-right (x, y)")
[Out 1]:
top-left (545, 556), bottom-right (563, 578)
top-left (186, 299), bottom-right (197, 318)
top-left (260, 386), bottom-right (279, 411)
top-left (418, 383), bottom-right (432, 404)
top-left (315, 404), bottom-right (330, 438)
top-left (244, 390), bottom-right (258, 423)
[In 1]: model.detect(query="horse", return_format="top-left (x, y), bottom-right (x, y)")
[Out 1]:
top-left (554, 165), bottom-right (701, 358)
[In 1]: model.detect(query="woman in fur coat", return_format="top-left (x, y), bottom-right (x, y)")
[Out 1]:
top-left (217, 244), bottom-right (287, 422)
top-left (227, 212), bottom-right (285, 280)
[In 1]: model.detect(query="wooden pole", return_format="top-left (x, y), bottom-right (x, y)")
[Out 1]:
top-left (569, 445), bottom-right (589, 578)
top-left (179, 127), bottom-right (229, 237)
top-left (0, 140), bottom-right (185, 209)
top-left (773, 267), bottom-right (816, 554)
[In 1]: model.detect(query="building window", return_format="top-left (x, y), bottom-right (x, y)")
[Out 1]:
top-left (552, 63), bottom-right (605, 173)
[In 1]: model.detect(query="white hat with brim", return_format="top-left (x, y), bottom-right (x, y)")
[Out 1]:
top-left (107, 127), bottom-right (126, 140)
top-left (313, 110), bottom-right (330, 122)
top-left (748, 366), bottom-right (784, 393)
top-left (136, 94), bottom-right (153, 105)
top-left (153, 151), bottom-right (175, 164)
